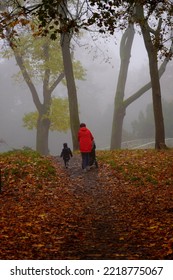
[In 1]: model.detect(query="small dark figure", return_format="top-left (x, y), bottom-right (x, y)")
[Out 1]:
top-left (60, 143), bottom-right (73, 168)
top-left (89, 140), bottom-right (98, 168)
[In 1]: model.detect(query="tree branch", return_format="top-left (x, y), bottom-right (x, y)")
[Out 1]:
top-left (123, 55), bottom-right (170, 109)
top-left (49, 72), bottom-right (65, 94)
top-left (13, 51), bottom-right (42, 112)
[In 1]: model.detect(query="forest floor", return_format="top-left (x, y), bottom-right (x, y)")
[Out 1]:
top-left (1, 149), bottom-right (173, 260)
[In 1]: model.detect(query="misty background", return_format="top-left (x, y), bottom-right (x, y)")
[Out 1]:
top-left (1, 32), bottom-right (173, 155)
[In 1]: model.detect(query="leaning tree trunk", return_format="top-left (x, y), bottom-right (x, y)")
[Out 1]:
top-left (137, 5), bottom-right (166, 149)
top-left (110, 24), bottom-right (135, 149)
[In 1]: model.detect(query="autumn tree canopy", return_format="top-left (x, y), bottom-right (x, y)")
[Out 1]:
top-left (1, 1), bottom-right (172, 41)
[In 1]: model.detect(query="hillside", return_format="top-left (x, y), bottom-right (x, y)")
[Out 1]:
top-left (1, 149), bottom-right (173, 259)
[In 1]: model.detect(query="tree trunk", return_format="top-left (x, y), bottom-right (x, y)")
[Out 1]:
top-left (148, 52), bottom-right (166, 149)
top-left (111, 24), bottom-right (135, 149)
top-left (36, 112), bottom-right (50, 155)
top-left (59, 0), bottom-right (80, 151)
top-left (111, 105), bottom-right (126, 149)
top-left (61, 33), bottom-right (80, 151)
top-left (136, 5), bottom-right (166, 149)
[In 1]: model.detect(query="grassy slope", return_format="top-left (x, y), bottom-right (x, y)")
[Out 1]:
top-left (97, 149), bottom-right (173, 188)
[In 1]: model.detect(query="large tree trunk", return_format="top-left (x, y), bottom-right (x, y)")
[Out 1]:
top-left (61, 33), bottom-right (80, 151)
top-left (136, 5), bottom-right (166, 149)
top-left (111, 24), bottom-right (135, 149)
top-left (36, 113), bottom-right (50, 155)
top-left (59, 0), bottom-right (80, 151)
top-left (111, 105), bottom-right (126, 149)
top-left (148, 51), bottom-right (166, 149)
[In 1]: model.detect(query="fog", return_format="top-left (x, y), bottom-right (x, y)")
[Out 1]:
top-left (0, 33), bottom-right (173, 155)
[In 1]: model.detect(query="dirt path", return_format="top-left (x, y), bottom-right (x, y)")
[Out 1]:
top-left (53, 155), bottom-right (156, 260)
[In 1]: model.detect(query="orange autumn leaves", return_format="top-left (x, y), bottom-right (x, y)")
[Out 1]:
top-left (0, 150), bottom-right (77, 259)
top-left (97, 149), bottom-right (173, 259)
top-left (1, 149), bottom-right (173, 259)
top-left (98, 149), bottom-right (173, 188)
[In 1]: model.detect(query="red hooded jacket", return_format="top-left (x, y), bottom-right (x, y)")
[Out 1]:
top-left (78, 127), bottom-right (94, 153)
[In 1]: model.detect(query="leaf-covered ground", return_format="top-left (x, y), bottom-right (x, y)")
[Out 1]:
top-left (1, 149), bottom-right (173, 260)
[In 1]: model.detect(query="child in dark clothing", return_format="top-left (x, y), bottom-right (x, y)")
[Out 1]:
top-left (60, 143), bottom-right (73, 168)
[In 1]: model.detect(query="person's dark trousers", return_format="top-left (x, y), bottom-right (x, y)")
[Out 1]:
top-left (64, 159), bottom-right (69, 168)
top-left (81, 152), bottom-right (90, 169)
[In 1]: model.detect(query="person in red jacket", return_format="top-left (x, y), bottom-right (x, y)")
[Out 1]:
top-left (78, 123), bottom-right (94, 171)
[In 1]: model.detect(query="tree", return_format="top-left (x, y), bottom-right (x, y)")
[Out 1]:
top-left (110, 24), bottom-right (173, 149)
top-left (59, 0), bottom-right (81, 151)
top-left (0, 0), bottom-right (87, 152)
top-left (134, 3), bottom-right (168, 149)
top-left (89, 1), bottom-right (173, 149)
top-left (35, 0), bottom-right (89, 151)
top-left (34, 0), bottom-right (88, 150)
top-left (1, 0), bottom-right (173, 150)
top-left (1, 19), bottom-right (85, 155)
top-left (111, 24), bottom-right (135, 149)
top-left (12, 37), bottom-right (63, 155)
